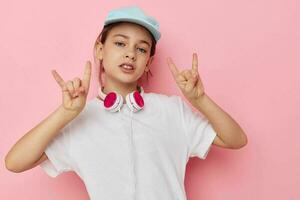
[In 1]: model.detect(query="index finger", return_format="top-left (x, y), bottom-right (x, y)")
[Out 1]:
top-left (51, 70), bottom-right (66, 88)
top-left (166, 57), bottom-right (179, 78)
top-left (82, 60), bottom-right (92, 90)
top-left (192, 53), bottom-right (198, 71)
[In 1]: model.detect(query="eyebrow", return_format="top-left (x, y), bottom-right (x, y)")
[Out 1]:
top-left (112, 34), bottom-right (151, 47)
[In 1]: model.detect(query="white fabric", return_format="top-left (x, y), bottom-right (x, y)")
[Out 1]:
top-left (39, 92), bottom-right (217, 200)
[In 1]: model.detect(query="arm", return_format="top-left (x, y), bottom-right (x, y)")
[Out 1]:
top-left (5, 61), bottom-right (92, 173)
top-left (4, 105), bottom-right (79, 173)
top-left (190, 94), bottom-right (248, 149)
top-left (167, 53), bottom-right (247, 150)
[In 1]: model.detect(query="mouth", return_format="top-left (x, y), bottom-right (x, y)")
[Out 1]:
top-left (119, 63), bottom-right (135, 73)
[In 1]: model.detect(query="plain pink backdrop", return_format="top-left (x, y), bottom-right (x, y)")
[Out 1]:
top-left (1, 0), bottom-right (299, 199)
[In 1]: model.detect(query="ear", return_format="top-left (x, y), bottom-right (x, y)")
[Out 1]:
top-left (95, 42), bottom-right (104, 60)
top-left (145, 56), bottom-right (154, 72)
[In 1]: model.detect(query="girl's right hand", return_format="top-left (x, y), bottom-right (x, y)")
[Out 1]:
top-left (51, 61), bottom-right (92, 114)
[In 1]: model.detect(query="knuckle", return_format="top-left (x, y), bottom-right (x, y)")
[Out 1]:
top-left (73, 77), bottom-right (80, 81)
top-left (62, 84), bottom-right (68, 91)
top-left (66, 81), bottom-right (74, 89)
top-left (66, 80), bottom-right (72, 85)
top-left (73, 79), bottom-right (81, 87)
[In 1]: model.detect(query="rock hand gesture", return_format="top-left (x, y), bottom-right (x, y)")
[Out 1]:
top-left (167, 53), bottom-right (205, 103)
top-left (51, 61), bottom-right (92, 114)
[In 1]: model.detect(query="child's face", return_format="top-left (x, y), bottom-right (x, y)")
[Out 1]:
top-left (96, 22), bottom-right (154, 85)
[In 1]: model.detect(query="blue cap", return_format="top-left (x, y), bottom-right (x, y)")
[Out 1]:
top-left (104, 6), bottom-right (161, 42)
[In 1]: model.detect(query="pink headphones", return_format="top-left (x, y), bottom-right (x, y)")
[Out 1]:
top-left (98, 86), bottom-right (145, 113)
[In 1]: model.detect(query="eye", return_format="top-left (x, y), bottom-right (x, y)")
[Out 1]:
top-left (114, 42), bottom-right (125, 47)
top-left (138, 47), bottom-right (147, 53)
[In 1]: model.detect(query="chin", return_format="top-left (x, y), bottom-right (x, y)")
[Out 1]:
top-left (118, 73), bottom-right (143, 83)
top-left (111, 75), bottom-right (137, 84)
top-left (118, 78), bottom-right (139, 85)
top-left (106, 70), bottom-right (143, 85)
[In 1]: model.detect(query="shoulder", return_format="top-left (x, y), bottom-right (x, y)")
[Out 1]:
top-left (145, 91), bottom-right (178, 101)
top-left (67, 98), bottom-right (99, 125)
top-left (57, 98), bottom-right (99, 138)
top-left (85, 98), bottom-right (99, 111)
top-left (145, 92), bottom-right (183, 109)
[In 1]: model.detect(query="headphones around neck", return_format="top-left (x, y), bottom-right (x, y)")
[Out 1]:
top-left (98, 86), bottom-right (145, 113)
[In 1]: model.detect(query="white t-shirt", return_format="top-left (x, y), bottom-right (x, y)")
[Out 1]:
top-left (39, 92), bottom-right (217, 200)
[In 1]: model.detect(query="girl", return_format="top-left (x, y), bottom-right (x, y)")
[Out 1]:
top-left (5, 5), bottom-right (247, 200)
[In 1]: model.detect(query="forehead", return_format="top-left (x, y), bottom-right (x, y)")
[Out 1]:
top-left (108, 22), bottom-right (152, 43)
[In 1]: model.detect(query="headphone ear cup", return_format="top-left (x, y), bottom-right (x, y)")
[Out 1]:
top-left (104, 92), bottom-right (124, 112)
top-left (126, 91), bottom-right (144, 112)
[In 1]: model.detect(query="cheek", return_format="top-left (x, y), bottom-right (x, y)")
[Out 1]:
top-left (138, 55), bottom-right (150, 64)
top-left (102, 51), bottom-right (119, 66)
top-left (141, 58), bottom-right (150, 69)
top-left (137, 59), bottom-right (148, 69)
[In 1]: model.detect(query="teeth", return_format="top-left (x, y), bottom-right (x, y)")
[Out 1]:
top-left (122, 65), bottom-right (133, 70)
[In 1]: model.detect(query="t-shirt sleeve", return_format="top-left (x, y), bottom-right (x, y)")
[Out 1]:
top-left (176, 96), bottom-right (217, 159)
top-left (39, 124), bottom-right (75, 178)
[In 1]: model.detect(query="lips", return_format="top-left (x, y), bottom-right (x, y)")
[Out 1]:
top-left (119, 63), bottom-right (134, 70)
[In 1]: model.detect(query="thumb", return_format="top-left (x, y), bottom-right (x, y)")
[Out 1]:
top-left (186, 76), bottom-right (198, 92)
top-left (78, 86), bottom-right (86, 96)
top-left (82, 61), bottom-right (92, 94)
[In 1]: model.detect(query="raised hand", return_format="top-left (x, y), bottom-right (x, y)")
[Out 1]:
top-left (167, 53), bottom-right (205, 102)
top-left (51, 61), bottom-right (92, 114)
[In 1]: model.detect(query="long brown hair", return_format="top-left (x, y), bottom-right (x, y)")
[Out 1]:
top-left (93, 22), bottom-right (157, 87)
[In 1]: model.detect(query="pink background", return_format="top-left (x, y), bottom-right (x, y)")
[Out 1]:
top-left (1, 0), bottom-right (299, 199)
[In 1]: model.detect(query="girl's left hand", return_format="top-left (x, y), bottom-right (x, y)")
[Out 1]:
top-left (167, 53), bottom-right (206, 102)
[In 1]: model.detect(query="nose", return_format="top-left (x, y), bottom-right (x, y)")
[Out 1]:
top-left (124, 49), bottom-right (136, 61)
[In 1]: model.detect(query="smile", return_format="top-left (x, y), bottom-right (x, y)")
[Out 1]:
top-left (119, 64), bottom-right (135, 73)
